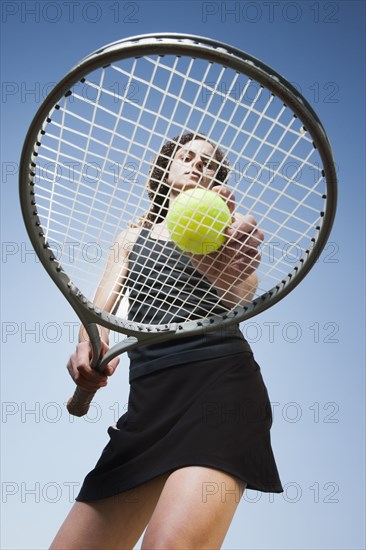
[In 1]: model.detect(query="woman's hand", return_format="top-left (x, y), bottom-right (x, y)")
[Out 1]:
top-left (191, 185), bottom-right (264, 285)
top-left (66, 340), bottom-right (120, 392)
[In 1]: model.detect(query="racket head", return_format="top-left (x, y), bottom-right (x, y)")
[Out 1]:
top-left (19, 33), bottom-right (337, 340)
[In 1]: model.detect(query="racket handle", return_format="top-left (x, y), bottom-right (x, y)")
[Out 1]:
top-left (67, 386), bottom-right (97, 417)
top-left (66, 324), bottom-right (102, 417)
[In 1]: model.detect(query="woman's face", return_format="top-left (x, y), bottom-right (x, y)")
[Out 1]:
top-left (166, 139), bottom-right (219, 194)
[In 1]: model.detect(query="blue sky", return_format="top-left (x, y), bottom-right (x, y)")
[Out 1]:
top-left (1, 1), bottom-right (365, 549)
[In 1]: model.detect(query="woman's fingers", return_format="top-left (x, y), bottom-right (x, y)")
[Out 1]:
top-left (223, 216), bottom-right (264, 275)
top-left (211, 185), bottom-right (235, 216)
top-left (226, 216), bottom-right (264, 251)
top-left (66, 340), bottom-right (120, 391)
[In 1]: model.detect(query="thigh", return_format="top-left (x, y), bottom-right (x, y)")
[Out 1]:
top-left (142, 466), bottom-right (246, 550)
top-left (50, 473), bottom-right (170, 550)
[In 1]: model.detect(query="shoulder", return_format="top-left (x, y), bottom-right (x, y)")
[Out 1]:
top-left (118, 225), bottom-right (143, 241)
top-left (115, 225), bottom-right (144, 256)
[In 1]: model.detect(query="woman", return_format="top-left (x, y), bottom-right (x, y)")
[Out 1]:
top-left (51, 133), bottom-right (283, 549)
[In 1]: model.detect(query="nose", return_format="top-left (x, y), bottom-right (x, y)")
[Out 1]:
top-left (192, 155), bottom-right (203, 172)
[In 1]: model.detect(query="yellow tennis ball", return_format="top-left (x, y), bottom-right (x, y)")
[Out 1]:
top-left (166, 188), bottom-right (231, 255)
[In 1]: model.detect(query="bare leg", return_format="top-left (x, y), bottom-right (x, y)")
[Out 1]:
top-left (50, 473), bottom-right (169, 550)
top-left (142, 466), bottom-right (246, 549)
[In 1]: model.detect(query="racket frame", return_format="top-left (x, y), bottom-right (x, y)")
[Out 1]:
top-left (19, 33), bottom-right (337, 408)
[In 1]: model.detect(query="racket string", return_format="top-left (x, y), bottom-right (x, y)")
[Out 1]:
top-left (32, 51), bottom-right (327, 326)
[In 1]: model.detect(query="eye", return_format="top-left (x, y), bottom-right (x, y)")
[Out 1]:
top-left (202, 158), bottom-right (217, 171)
top-left (177, 152), bottom-right (191, 162)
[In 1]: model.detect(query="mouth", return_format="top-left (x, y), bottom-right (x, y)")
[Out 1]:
top-left (186, 171), bottom-right (201, 181)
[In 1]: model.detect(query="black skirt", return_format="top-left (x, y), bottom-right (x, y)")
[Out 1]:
top-left (76, 351), bottom-right (283, 501)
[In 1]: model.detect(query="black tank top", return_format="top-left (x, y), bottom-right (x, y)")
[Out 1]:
top-left (126, 228), bottom-right (251, 380)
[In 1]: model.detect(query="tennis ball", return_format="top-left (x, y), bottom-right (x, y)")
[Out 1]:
top-left (166, 188), bottom-right (231, 255)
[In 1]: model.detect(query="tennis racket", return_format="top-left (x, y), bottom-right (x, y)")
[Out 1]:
top-left (19, 33), bottom-right (337, 416)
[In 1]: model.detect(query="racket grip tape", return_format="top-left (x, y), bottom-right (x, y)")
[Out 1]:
top-left (67, 386), bottom-right (97, 417)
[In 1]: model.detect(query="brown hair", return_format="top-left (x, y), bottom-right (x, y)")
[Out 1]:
top-left (140, 132), bottom-right (230, 227)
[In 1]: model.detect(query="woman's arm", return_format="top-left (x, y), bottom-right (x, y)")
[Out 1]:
top-left (70, 227), bottom-right (140, 390)
top-left (210, 271), bottom-right (259, 307)
top-left (78, 227), bottom-right (139, 344)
